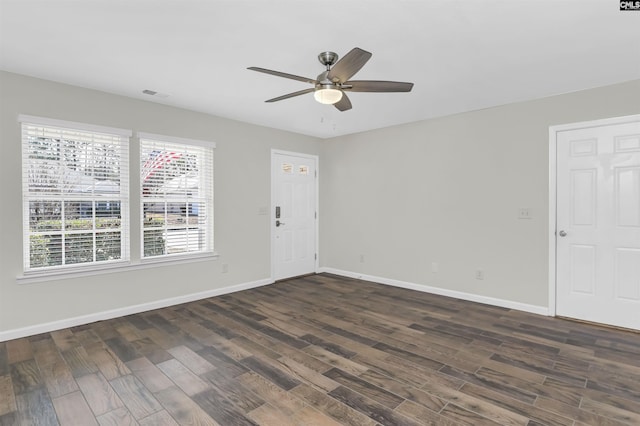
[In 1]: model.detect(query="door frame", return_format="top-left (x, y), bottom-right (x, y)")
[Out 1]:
top-left (548, 114), bottom-right (640, 317)
top-left (270, 149), bottom-right (319, 281)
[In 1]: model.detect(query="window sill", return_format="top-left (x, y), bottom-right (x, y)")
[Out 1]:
top-left (16, 252), bottom-right (219, 285)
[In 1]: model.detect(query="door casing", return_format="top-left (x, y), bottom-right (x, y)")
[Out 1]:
top-left (270, 149), bottom-right (319, 281)
top-left (548, 114), bottom-right (640, 317)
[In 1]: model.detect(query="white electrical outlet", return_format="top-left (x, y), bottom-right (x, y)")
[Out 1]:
top-left (431, 262), bottom-right (438, 273)
top-left (222, 263), bottom-right (229, 273)
top-left (475, 269), bottom-right (484, 280)
top-left (359, 254), bottom-right (365, 263)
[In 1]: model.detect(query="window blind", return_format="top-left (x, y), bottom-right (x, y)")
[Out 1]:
top-left (139, 134), bottom-right (214, 258)
top-left (21, 119), bottom-right (130, 272)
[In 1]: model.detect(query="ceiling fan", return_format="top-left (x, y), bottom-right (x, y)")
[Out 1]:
top-left (248, 47), bottom-right (414, 111)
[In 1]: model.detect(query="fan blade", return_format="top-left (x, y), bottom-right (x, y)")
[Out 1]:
top-left (334, 92), bottom-right (352, 111)
top-left (327, 48), bottom-right (372, 83)
top-left (344, 80), bottom-right (414, 92)
top-left (248, 67), bottom-right (316, 84)
top-left (265, 88), bottom-right (315, 103)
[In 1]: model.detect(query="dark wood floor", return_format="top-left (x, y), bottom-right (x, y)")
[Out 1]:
top-left (1, 274), bottom-right (640, 425)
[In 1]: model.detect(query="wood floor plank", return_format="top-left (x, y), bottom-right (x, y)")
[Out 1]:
top-left (10, 359), bottom-right (42, 395)
top-left (276, 355), bottom-right (340, 392)
top-left (115, 323), bottom-right (144, 342)
top-left (534, 396), bottom-right (627, 426)
top-left (357, 368), bottom-right (448, 413)
top-left (137, 410), bottom-right (178, 426)
top-left (39, 359), bottom-right (79, 398)
top-left (206, 336), bottom-right (255, 361)
top-left (84, 342), bottom-right (132, 380)
top-left (300, 333), bottom-right (358, 359)
top-left (32, 337), bottom-right (64, 368)
top-left (191, 386), bottom-right (258, 426)
top-left (247, 403), bottom-right (297, 426)
top-left (62, 346), bottom-right (99, 377)
top-left (0, 344), bottom-right (7, 377)
top-left (109, 375), bottom-right (163, 420)
top-left (103, 337), bottom-right (141, 363)
top-left (293, 405), bottom-right (345, 426)
top-left (201, 369), bottom-right (265, 413)
top-left (439, 402), bottom-right (505, 426)
top-left (328, 384), bottom-right (423, 426)
top-left (0, 412), bottom-right (17, 426)
top-left (15, 387), bottom-right (58, 425)
top-left (352, 351), bottom-right (464, 390)
top-left (50, 329), bottom-right (79, 352)
top-left (302, 345), bottom-right (368, 376)
top-left (196, 345), bottom-right (249, 378)
top-left (126, 357), bottom-right (175, 393)
top-left (6, 338), bottom-right (33, 364)
top-left (238, 371), bottom-right (306, 416)
top-left (395, 399), bottom-right (461, 426)
top-left (580, 397), bottom-right (640, 424)
top-left (290, 383), bottom-right (378, 426)
top-left (96, 407), bottom-right (139, 426)
top-left (53, 391), bottom-right (99, 426)
top-left (0, 375), bottom-right (16, 416)
top-left (323, 367), bottom-right (405, 409)
top-left (154, 386), bottom-right (219, 426)
top-left (77, 372), bottom-right (124, 417)
top-left (585, 376), bottom-right (640, 402)
top-left (240, 355), bottom-right (301, 391)
top-left (166, 345), bottom-right (215, 375)
top-left (156, 358), bottom-right (211, 396)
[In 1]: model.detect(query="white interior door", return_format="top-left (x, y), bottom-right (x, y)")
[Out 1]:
top-left (272, 151), bottom-right (317, 280)
top-left (556, 118), bottom-right (640, 330)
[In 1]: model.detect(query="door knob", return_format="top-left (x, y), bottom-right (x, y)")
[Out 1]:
top-left (276, 220), bottom-right (285, 227)
top-left (558, 230), bottom-right (567, 237)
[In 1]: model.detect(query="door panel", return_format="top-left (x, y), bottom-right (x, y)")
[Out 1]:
top-left (272, 152), bottom-right (317, 280)
top-left (569, 245), bottom-right (596, 295)
top-left (570, 169), bottom-right (596, 225)
top-left (615, 248), bottom-right (640, 300)
top-left (616, 167), bottom-right (640, 226)
top-left (557, 119), bottom-right (640, 330)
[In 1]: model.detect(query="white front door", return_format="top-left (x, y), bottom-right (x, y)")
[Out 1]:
top-left (272, 151), bottom-right (317, 280)
top-left (556, 117), bottom-right (640, 330)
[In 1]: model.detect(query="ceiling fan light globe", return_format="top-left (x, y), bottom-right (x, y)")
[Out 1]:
top-left (314, 88), bottom-right (343, 105)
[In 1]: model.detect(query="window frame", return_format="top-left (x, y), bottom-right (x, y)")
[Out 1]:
top-left (19, 115), bottom-right (132, 275)
top-left (138, 132), bottom-right (216, 262)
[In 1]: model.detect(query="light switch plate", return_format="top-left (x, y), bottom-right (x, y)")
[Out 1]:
top-left (518, 208), bottom-right (532, 219)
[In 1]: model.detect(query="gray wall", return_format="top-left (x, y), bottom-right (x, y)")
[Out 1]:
top-left (319, 79), bottom-right (640, 308)
top-left (0, 71), bottom-right (320, 334)
top-left (2, 70), bottom-right (638, 336)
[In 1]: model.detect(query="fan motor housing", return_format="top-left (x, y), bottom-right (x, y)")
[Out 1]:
top-left (317, 51), bottom-right (338, 68)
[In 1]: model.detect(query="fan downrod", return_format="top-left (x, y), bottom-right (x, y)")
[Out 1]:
top-left (317, 51), bottom-right (338, 69)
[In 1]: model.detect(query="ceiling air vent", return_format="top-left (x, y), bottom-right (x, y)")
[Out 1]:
top-left (142, 89), bottom-right (169, 98)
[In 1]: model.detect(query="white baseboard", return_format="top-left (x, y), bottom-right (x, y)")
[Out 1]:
top-left (0, 278), bottom-right (273, 342)
top-left (2, 270), bottom-right (550, 342)
top-left (318, 267), bottom-right (549, 316)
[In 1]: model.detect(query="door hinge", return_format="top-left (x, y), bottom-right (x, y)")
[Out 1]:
top-left (315, 170), bottom-right (317, 178)
top-left (315, 211), bottom-right (317, 219)
top-left (315, 253), bottom-right (317, 260)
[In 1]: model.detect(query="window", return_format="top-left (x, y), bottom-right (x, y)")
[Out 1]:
top-left (20, 116), bottom-right (130, 272)
top-left (139, 133), bottom-right (214, 259)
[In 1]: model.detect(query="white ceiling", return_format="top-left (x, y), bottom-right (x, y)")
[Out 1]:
top-left (1, 1), bottom-right (639, 139)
